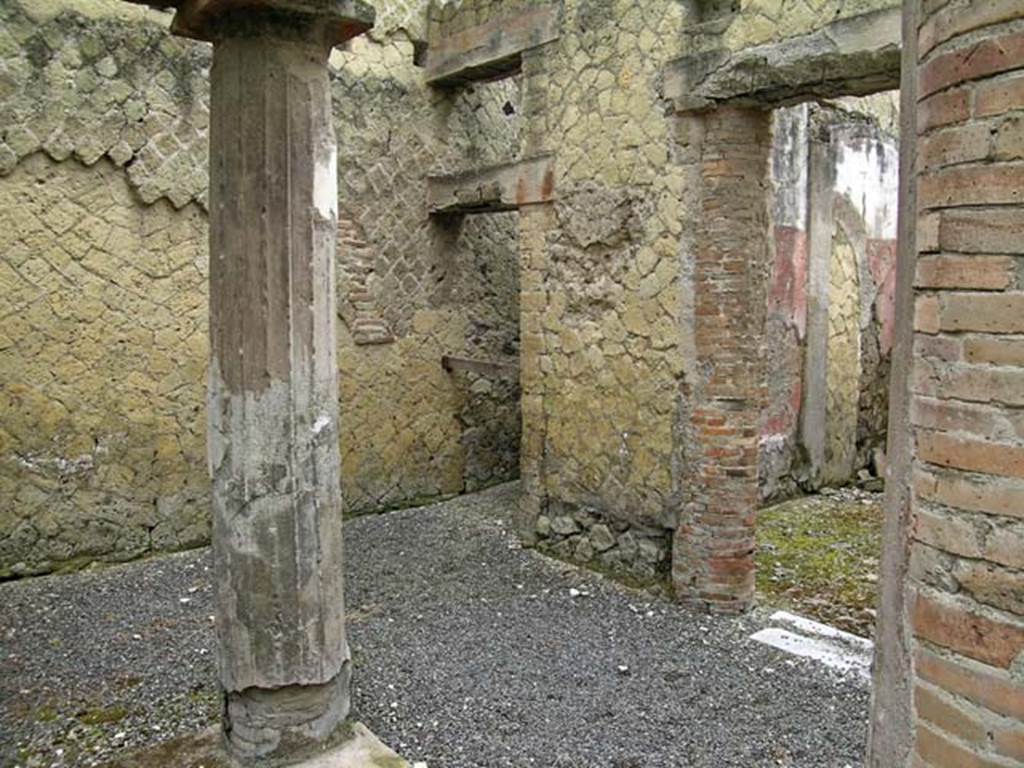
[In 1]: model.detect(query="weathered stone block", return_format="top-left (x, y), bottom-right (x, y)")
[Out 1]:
top-left (913, 683), bottom-right (988, 747)
top-left (590, 524), bottom-right (615, 552)
top-left (550, 515), bottom-right (580, 536)
top-left (573, 536), bottom-right (594, 562)
top-left (914, 256), bottom-right (1014, 290)
top-left (124, 0), bottom-right (376, 45)
top-left (976, 74), bottom-right (1024, 118)
top-left (919, 30), bottom-right (1024, 98)
top-left (915, 648), bottom-right (1024, 722)
top-left (936, 292), bottom-right (1024, 334)
top-left (918, 88), bottom-right (970, 133)
top-left (427, 154), bottom-right (556, 214)
top-left (917, 430), bottom-right (1024, 479)
top-left (919, 165), bottom-right (1024, 210)
top-left (665, 7), bottom-right (901, 111)
top-left (919, 0), bottom-right (1024, 56)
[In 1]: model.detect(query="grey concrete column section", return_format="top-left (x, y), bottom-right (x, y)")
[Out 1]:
top-left (121, 1), bottom-right (374, 763)
top-left (800, 121), bottom-right (834, 486)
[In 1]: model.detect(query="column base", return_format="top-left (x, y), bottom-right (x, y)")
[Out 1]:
top-left (224, 667), bottom-right (351, 762)
top-left (99, 721), bottom-right (409, 768)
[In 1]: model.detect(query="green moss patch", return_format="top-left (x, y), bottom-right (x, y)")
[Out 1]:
top-left (77, 704), bottom-right (131, 726)
top-left (756, 490), bottom-right (883, 638)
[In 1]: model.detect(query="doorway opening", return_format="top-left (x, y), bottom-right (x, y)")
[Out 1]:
top-left (432, 73), bottom-right (526, 495)
top-left (437, 209), bottom-right (522, 492)
top-left (757, 93), bottom-right (900, 637)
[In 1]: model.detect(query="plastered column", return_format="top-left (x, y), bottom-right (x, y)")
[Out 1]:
top-left (801, 124), bottom-right (834, 485)
top-left (206, 30), bottom-right (349, 760)
top-left (119, 2), bottom-right (376, 763)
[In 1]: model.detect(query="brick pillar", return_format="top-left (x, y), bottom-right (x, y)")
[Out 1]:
top-left (673, 108), bottom-right (771, 612)
top-left (873, 2), bottom-right (1024, 765)
top-left (129, 2), bottom-right (375, 763)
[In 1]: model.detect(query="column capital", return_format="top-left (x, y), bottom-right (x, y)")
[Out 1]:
top-left (126, 0), bottom-right (375, 47)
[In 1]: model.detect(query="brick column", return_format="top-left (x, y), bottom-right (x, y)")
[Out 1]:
top-left (127, 2), bottom-right (374, 764)
top-left (873, 2), bottom-right (1024, 766)
top-left (673, 108), bottom-right (772, 612)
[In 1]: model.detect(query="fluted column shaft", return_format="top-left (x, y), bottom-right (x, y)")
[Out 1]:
top-left (206, 30), bottom-right (347, 762)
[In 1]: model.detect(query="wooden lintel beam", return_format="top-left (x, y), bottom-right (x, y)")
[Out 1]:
top-left (426, 4), bottom-right (559, 87)
top-left (427, 154), bottom-right (556, 215)
top-left (441, 355), bottom-right (519, 378)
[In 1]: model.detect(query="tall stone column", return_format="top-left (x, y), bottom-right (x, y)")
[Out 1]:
top-left (207, 32), bottom-right (346, 761)
top-left (127, 1), bottom-right (374, 763)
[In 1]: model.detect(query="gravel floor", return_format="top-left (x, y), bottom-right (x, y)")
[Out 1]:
top-left (1, 483), bottom-right (870, 768)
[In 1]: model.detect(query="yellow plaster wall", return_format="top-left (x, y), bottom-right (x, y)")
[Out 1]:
top-left (824, 226), bottom-right (862, 484)
top-left (0, 154), bottom-right (209, 576)
top-left (512, 0), bottom-right (690, 580)
top-left (689, 0), bottom-right (902, 54)
top-left (0, 0), bottom-right (522, 575)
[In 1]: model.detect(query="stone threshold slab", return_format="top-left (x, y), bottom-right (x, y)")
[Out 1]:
top-left (750, 610), bottom-right (873, 683)
top-left (100, 721), bottom-right (410, 768)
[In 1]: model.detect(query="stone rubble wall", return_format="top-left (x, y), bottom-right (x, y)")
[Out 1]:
top-left (0, 1), bottom-right (209, 207)
top-left (0, 0), bottom-right (523, 577)
top-left (825, 212), bottom-right (863, 482)
top-left (330, 36), bottom-right (522, 515)
top-left (514, 0), bottom-right (690, 587)
top-left (1, 0), bottom-right (906, 585)
top-left (428, 0), bottom-right (543, 34)
top-left (0, 153), bottom-right (210, 577)
top-left (0, 0), bottom-right (214, 578)
top-left (687, 0), bottom-right (902, 55)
